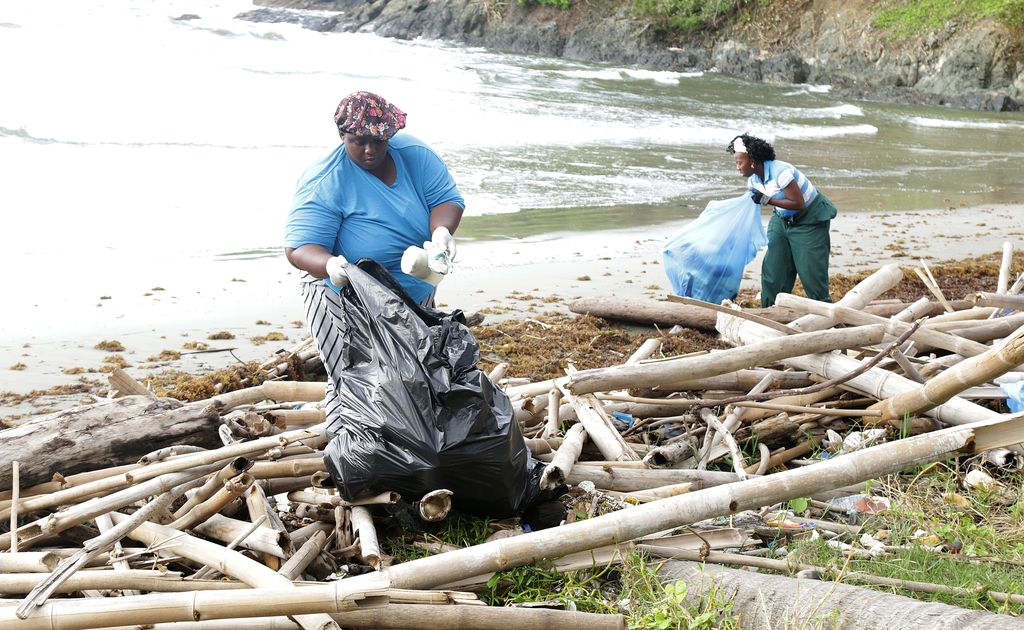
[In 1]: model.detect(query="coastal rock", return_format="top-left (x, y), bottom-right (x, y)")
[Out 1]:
top-left (245, 0), bottom-right (1024, 112)
top-left (711, 40), bottom-right (762, 82)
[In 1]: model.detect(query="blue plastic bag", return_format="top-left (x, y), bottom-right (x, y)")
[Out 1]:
top-left (1001, 380), bottom-right (1024, 413)
top-left (662, 194), bottom-right (767, 304)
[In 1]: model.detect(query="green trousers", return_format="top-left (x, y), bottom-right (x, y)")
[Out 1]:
top-left (760, 194), bottom-right (836, 308)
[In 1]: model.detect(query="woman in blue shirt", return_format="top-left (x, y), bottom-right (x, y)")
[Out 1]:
top-left (727, 133), bottom-right (837, 308)
top-left (284, 91), bottom-right (464, 305)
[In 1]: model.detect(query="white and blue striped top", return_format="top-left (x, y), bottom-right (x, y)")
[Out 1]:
top-left (747, 159), bottom-right (817, 207)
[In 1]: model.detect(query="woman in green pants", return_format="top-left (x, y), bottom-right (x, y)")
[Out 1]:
top-left (727, 133), bottom-right (838, 308)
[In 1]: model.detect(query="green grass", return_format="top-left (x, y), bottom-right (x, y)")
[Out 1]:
top-left (787, 464), bottom-right (1024, 614)
top-left (872, 0), bottom-right (1024, 37)
top-left (631, 0), bottom-right (746, 33)
top-left (486, 553), bottom-right (742, 628)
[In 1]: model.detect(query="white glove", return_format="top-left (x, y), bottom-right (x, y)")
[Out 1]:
top-left (423, 241), bottom-right (451, 275)
top-left (431, 226), bottom-right (457, 261)
top-left (325, 255), bottom-right (349, 288)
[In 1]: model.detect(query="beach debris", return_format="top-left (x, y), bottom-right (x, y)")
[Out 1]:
top-left (2, 257), bottom-right (1024, 627)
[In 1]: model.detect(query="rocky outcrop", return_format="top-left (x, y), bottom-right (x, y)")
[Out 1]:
top-left (246, 0), bottom-right (1022, 111)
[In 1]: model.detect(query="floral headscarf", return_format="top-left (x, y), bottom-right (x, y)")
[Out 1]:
top-left (334, 91), bottom-right (407, 140)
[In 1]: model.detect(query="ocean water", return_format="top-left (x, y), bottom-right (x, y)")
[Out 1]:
top-left (1, 0), bottom-right (1023, 351)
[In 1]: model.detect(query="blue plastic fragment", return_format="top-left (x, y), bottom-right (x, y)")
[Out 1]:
top-left (611, 411), bottom-right (635, 428)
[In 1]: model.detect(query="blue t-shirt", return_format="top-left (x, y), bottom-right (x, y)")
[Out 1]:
top-left (747, 159), bottom-right (817, 218)
top-left (284, 133), bottom-right (464, 303)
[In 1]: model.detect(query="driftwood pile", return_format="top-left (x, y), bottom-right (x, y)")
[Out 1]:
top-left (2, 255), bottom-right (1024, 629)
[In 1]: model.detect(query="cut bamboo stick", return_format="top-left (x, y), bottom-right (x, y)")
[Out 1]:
top-left (168, 473), bottom-right (254, 531)
top-left (540, 423), bottom-right (588, 490)
top-left (194, 514), bottom-right (290, 559)
top-left (997, 241), bottom-right (1013, 294)
top-left (971, 291), bottom-right (1024, 311)
top-left (351, 507), bottom-right (380, 570)
top-left (557, 372), bottom-right (639, 462)
top-left (278, 530), bottom-right (329, 581)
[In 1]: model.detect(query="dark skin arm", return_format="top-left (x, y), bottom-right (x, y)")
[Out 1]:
top-left (284, 201), bottom-right (465, 277)
top-left (762, 180), bottom-right (807, 212)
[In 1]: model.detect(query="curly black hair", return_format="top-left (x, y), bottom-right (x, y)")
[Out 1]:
top-left (726, 133), bottom-right (776, 163)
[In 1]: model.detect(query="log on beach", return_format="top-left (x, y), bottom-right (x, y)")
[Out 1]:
top-left (0, 396), bottom-right (222, 488)
top-left (568, 296), bottom-right (974, 330)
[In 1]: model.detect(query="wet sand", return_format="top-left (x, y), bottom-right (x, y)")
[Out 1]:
top-left (2, 203), bottom-right (1022, 417)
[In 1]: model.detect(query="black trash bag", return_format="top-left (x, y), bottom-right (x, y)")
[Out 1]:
top-left (320, 260), bottom-right (539, 518)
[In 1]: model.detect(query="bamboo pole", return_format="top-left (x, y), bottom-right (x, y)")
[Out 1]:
top-left (201, 381), bottom-right (327, 413)
top-left (193, 515), bottom-right (270, 580)
top-left (94, 513), bottom-right (138, 597)
top-left (716, 313), bottom-right (1002, 427)
top-left (9, 461), bottom-right (19, 553)
top-left (542, 388), bottom-right (561, 438)
top-left (971, 291), bottom-right (1024, 311)
top-left (557, 373), bottom-right (639, 462)
top-left (351, 507), bottom-right (380, 570)
top-left (566, 326), bottom-right (886, 395)
top-left (108, 514), bottom-right (345, 630)
top-left (775, 293), bottom-right (990, 358)
top-left (287, 490), bottom-right (400, 509)
top-left (997, 241), bottom-right (1013, 294)
top-left (789, 263), bottom-right (903, 332)
top-left (366, 414), bottom-right (1024, 591)
top-left (871, 322), bottom-right (1024, 422)
top-left (565, 468), bottom-right (741, 492)
top-left (168, 473), bottom-right (254, 531)
top-left (0, 571), bottom-right (244, 594)
top-left (84, 604), bottom-right (627, 630)
top-left (0, 426), bottom-right (324, 525)
top-left (418, 489), bottom-right (453, 522)
top-left (279, 530), bottom-right (329, 581)
top-left (488, 362), bottom-right (509, 383)
top-left (172, 459), bottom-right (250, 520)
top-left (698, 409), bottom-right (746, 479)
top-left (540, 423), bottom-right (588, 490)
top-left (0, 553), bottom-right (60, 573)
top-left (16, 483), bottom-right (189, 618)
top-left (4, 466), bottom-right (219, 552)
top-left (506, 370), bottom-right (814, 401)
top-left (193, 514), bottom-right (290, 561)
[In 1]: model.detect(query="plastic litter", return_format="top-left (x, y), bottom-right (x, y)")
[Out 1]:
top-left (662, 194), bottom-right (767, 304)
top-left (1000, 380), bottom-right (1024, 413)
top-left (320, 260), bottom-right (543, 518)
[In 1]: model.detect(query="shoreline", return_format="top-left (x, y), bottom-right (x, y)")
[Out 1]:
top-left (2, 203), bottom-right (1023, 417)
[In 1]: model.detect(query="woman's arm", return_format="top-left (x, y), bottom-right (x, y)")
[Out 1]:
top-left (429, 201), bottom-right (464, 233)
top-left (285, 244), bottom-right (333, 278)
top-left (766, 180), bottom-right (807, 211)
